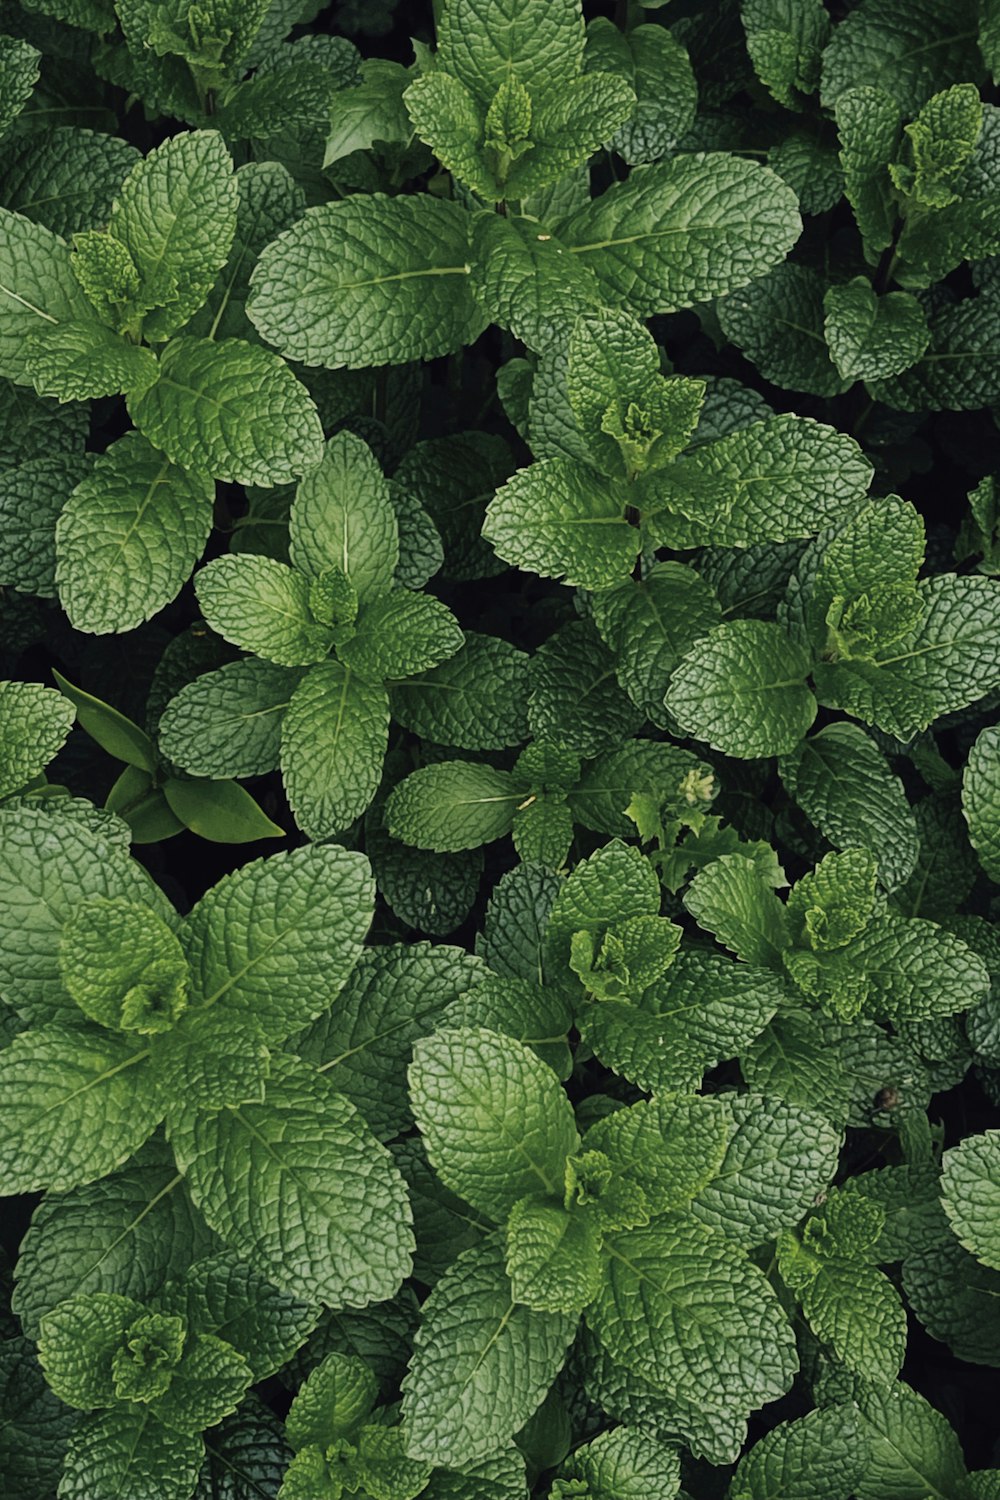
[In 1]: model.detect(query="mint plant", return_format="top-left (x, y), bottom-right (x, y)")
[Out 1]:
top-left (5, 0), bottom-right (1000, 1495)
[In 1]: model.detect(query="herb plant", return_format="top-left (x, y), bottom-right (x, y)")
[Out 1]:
top-left (3, 0), bottom-right (1000, 1497)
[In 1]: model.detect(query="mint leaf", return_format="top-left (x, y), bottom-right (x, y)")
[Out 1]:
top-left (390, 632), bottom-right (530, 751)
top-left (158, 1253), bottom-right (317, 1381)
top-left (248, 196), bottom-right (486, 368)
top-left (0, 208), bottom-right (96, 382)
top-left (56, 431), bottom-right (214, 635)
top-left (386, 762), bottom-right (524, 853)
top-left (0, 679), bottom-right (75, 799)
top-left (158, 659), bottom-right (303, 779)
top-left (26, 318), bottom-right (158, 401)
top-left (483, 457), bottom-right (637, 590)
top-left (504, 1197), bottom-right (602, 1313)
top-left (728, 1405), bottom-right (869, 1500)
top-left (963, 725), bottom-right (1000, 881)
top-left (129, 337), bottom-right (323, 486)
top-left (823, 278), bottom-right (930, 382)
top-left (195, 556), bottom-right (334, 666)
top-left (281, 661), bottom-right (390, 839)
top-left (340, 591), bottom-right (463, 682)
top-left (170, 1056), bottom-right (413, 1307)
top-left (559, 154), bottom-right (801, 316)
top-left (401, 1232), bottom-right (577, 1467)
top-left (853, 1381), bottom-right (972, 1500)
top-left (941, 1129), bottom-right (1000, 1270)
top-left (0, 1023), bottom-right (161, 1192)
top-left (182, 842), bottom-right (373, 1043)
top-left (409, 1024), bottom-right (577, 1222)
top-left (58, 1407), bottom-right (204, 1500)
top-left (289, 431), bottom-right (399, 602)
top-left (666, 621), bottom-right (817, 758)
top-left (60, 897), bottom-right (188, 1034)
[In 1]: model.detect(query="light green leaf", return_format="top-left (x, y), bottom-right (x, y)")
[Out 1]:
top-left (823, 278), bottom-right (930, 382)
top-left (684, 854), bottom-right (790, 967)
top-left (158, 659), bottom-right (303, 779)
top-left (483, 457), bottom-right (636, 590)
top-left (390, 632), bottom-right (530, 751)
top-left (59, 896), bottom-right (188, 1034)
top-left (469, 213), bottom-right (603, 354)
top-left (129, 336), bottom-right (323, 486)
top-left (728, 1405), bottom-right (869, 1500)
top-left (386, 761), bottom-right (523, 853)
top-left (504, 1197), bottom-right (602, 1313)
top-left (647, 414), bottom-right (872, 550)
top-left (963, 724), bottom-right (1000, 881)
top-left (559, 154), bottom-right (801, 316)
top-left (280, 661), bottom-right (390, 838)
top-left (666, 620), bottom-right (817, 758)
top-left (941, 1129), bottom-right (1000, 1270)
top-left (436, 0), bottom-right (584, 107)
top-left (585, 18), bottom-right (697, 163)
top-left (289, 430), bottom-right (399, 600)
top-left (836, 86), bottom-right (903, 258)
top-left (52, 671), bottom-right (156, 770)
top-left (56, 431), bottom-right (214, 635)
top-left (195, 555), bottom-right (334, 667)
top-left (779, 723), bottom-right (919, 892)
top-left (401, 1232), bottom-right (577, 1467)
top-left (741, 0), bottom-right (830, 109)
top-left (248, 195), bottom-right (486, 368)
top-left (170, 1056), bottom-right (413, 1307)
top-left (409, 1025), bottom-right (578, 1222)
top-left (182, 842), bottom-right (373, 1042)
top-left (297, 941), bottom-right (486, 1142)
top-left (340, 591), bottom-right (463, 683)
top-left (37, 1289), bottom-right (139, 1408)
top-left (544, 838), bottom-right (661, 973)
top-left (26, 317), bottom-right (158, 401)
top-left (0, 1023), bottom-right (161, 1192)
top-left (285, 1351), bottom-right (377, 1449)
top-left (779, 1237), bottom-right (906, 1383)
top-left (854, 1381), bottom-right (972, 1500)
top-left (0, 208), bottom-right (96, 382)
top-left (563, 1426), bottom-right (682, 1497)
top-left (57, 1407), bottom-right (204, 1500)
top-left (591, 1215), bottom-right (797, 1418)
top-left (0, 680), bottom-right (74, 799)
top-left (162, 776), bottom-right (284, 844)
top-left (585, 1093), bottom-right (729, 1213)
top-left (108, 129), bottom-right (238, 342)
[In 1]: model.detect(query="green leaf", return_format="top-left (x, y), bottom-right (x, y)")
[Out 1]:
top-left (0, 801), bottom-right (174, 1019)
top-left (477, 861), bottom-right (561, 986)
top-left (280, 661), bottom-right (390, 839)
top-left (528, 619), bottom-right (645, 758)
top-left (158, 659), bottom-right (302, 779)
top-left (0, 1337), bottom-right (76, 1500)
top-left (0, 128), bottom-right (138, 240)
top-left (341, 591), bottom-right (463, 683)
top-left (580, 947), bottom-right (782, 1093)
top-left (57, 1407), bottom-right (204, 1500)
top-left (129, 336), bottom-right (323, 486)
top-left (285, 1351), bottom-right (378, 1449)
top-left (152, 1011), bottom-right (271, 1114)
top-left (170, 1056), bottom-right (413, 1307)
top-left (483, 457), bottom-right (636, 590)
top-left (728, 1405), bottom-right (869, 1500)
top-left (740, 0), bottom-right (830, 109)
top-left (512, 797), bottom-right (573, 868)
top-left (436, 0), bottom-right (583, 106)
top-left (562, 1426), bottom-right (682, 1497)
top-left (248, 195), bottom-right (486, 368)
top-left (401, 1232), bottom-right (577, 1467)
top-left (0, 34), bottom-right (39, 142)
top-left (585, 1093), bottom-right (729, 1213)
top-left (106, 768), bottom-right (185, 845)
top-left (544, 839), bottom-right (661, 974)
top-left (584, 18), bottom-right (697, 164)
top-left (963, 724), bottom-right (1000, 881)
top-left (0, 208), bottom-right (96, 382)
top-left (867, 291), bottom-right (1000, 411)
top-left (59, 896), bottom-right (189, 1034)
top-left (25, 317), bottom-right (158, 401)
top-left (410, 1025), bottom-right (577, 1222)
top-left (390, 632), bottom-right (530, 751)
top-left (289, 430), bottom-right (399, 601)
top-left (162, 777), bottom-right (284, 844)
top-left (182, 842), bottom-right (373, 1043)
top-left (836, 86), bottom-right (903, 258)
top-left (158, 1252), bottom-right (318, 1381)
top-left (853, 1381), bottom-right (972, 1500)
top-left (52, 670), bottom-right (157, 770)
top-left (37, 1289), bottom-right (139, 1407)
top-left (296, 941), bottom-right (486, 1142)
top-left (0, 680), bottom-right (74, 799)
top-left (823, 278), bottom-right (930, 382)
top-left (820, 0), bottom-right (985, 115)
top-left (386, 761), bottom-right (523, 853)
top-left (324, 58), bottom-right (413, 165)
top-left (107, 129), bottom-right (238, 343)
top-left (11, 1147), bottom-right (212, 1338)
top-left (56, 431), bottom-right (214, 635)
top-left (941, 1129), bottom-right (1000, 1270)
top-left (666, 620), bottom-right (817, 758)
top-left (778, 1235), bottom-right (906, 1383)
top-left (0, 453), bottom-right (92, 597)
top-left (718, 264), bottom-right (849, 399)
top-left (195, 556), bottom-right (334, 667)
top-left (902, 1231), bottom-right (1000, 1366)
top-left (0, 1023), bottom-right (161, 1192)
top-left (779, 723), bottom-right (919, 892)
top-left (559, 154), bottom-right (800, 316)
top-left (689, 1094), bottom-right (843, 1247)
top-left (590, 1215), bottom-right (797, 1421)
top-left (468, 213), bottom-right (603, 353)
top-left (814, 576), bottom-right (1000, 738)
top-left (504, 1197), bottom-right (602, 1313)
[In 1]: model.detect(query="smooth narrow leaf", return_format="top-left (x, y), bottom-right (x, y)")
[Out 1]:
top-left (162, 777), bottom-right (284, 843)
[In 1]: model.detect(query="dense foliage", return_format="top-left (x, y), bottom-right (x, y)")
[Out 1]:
top-left (2, 0), bottom-right (1000, 1495)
